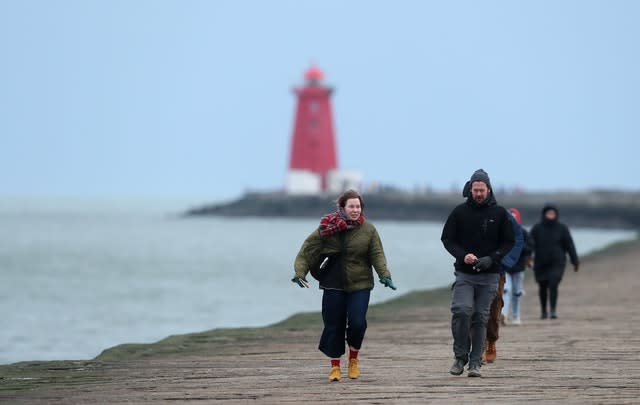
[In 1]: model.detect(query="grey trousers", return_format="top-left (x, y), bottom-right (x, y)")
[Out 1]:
top-left (450, 272), bottom-right (500, 367)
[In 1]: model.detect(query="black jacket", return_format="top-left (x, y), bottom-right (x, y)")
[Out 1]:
top-left (530, 204), bottom-right (579, 280)
top-left (441, 193), bottom-right (516, 274)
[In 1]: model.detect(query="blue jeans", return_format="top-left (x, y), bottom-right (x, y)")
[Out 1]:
top-left (319, 289), bottom-right (371, 358)
top-left (450, 272), bottom-right (499, 368)
top-left (502, 271), bottom-right (525, 319)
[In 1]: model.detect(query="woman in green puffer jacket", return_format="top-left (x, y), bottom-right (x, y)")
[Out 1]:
top-left (291, 189), bottom-right (397, 382)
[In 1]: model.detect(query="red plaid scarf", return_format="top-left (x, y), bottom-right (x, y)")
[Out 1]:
top-left (318, 210), bottom-right (365, 237)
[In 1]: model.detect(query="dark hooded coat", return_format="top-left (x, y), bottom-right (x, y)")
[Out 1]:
top-left (529, 204), bottom-right (579, 282)
top-left (441, 182), bottom-right (515, 274)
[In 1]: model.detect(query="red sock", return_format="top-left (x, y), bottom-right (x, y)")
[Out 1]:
top-left (330, 358), bottom-right (340, 367)
top-left (349, 348), bottom-right (359, 360)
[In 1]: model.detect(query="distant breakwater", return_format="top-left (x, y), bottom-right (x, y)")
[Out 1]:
top-left (185, 190), bottom-right (640, 230)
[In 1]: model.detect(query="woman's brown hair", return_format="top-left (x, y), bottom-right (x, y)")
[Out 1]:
top-left (336, 189), bottom-right (365, 210)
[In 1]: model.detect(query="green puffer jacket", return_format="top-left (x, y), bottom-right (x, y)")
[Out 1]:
top-left (294, 221), bottom-right (391, 292)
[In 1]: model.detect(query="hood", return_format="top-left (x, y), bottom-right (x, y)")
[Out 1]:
top-left (541, 203), bottom-right (559, 222)
top-left (509, 208), bottom-right (522, 225)
top-left (462, 181), bottom-right (471, 198)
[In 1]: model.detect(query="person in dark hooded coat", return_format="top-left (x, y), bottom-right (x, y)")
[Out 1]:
top-left (529, 203), bottom-right (579, 319)
top-left (441, 169), bottom-right (515, 377)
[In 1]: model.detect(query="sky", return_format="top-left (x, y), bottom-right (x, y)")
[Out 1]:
top-left (1, 1), bottom-right (638, 201)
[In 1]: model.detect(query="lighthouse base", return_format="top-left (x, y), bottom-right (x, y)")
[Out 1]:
top-left (286, 170), bottom-right (321, 195)
top-left (286, 169), bottom-right (362, 195)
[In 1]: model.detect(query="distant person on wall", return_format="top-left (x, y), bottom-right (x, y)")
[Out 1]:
top-left (482, 206), bottom-right (524, 365)
top-left (501, 208), bottom-right (533, 325)
top-left (441, 169), bottom-right (515, 377)
top-left (291, 189), bottom-right (397, 382)
top-left (529, 203), bottom-right (579, 319)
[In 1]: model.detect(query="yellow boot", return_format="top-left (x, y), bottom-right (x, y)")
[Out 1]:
top-left (348, 358), bottom-right (360, 379)
top-left (328, 366), bottom-right (341, 382)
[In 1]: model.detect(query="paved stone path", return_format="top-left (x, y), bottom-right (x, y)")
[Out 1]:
top-left (2, 242), bottom-right (639, 404)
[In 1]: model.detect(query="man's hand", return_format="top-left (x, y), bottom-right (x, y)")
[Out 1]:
top-left (472, 256), bottom-right (493, 272)
top-left (574, 264), bottom-right (579, 272)
top-left (464, 254), bottom-right (478, 264)
top-left (526, 257), bottom-right (534, 268)
top-left (291, 276), bottom-right (309, 288)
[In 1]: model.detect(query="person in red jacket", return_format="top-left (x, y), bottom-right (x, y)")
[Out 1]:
top-left (502, 208), bottom-right (533, 325)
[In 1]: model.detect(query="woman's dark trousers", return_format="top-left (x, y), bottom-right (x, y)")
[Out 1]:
top-left (319, 289), bottom-right (371, 358)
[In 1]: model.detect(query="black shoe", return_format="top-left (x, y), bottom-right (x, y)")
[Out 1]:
top-left (550, 311), bottom-right (557, 319)
top-left (541, 312), bottom-right (548, 319)
top-left (449, 359), bottom-right (466, 376)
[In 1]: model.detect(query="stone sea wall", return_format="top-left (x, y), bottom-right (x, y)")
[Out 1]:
top-left (186, 190), bottom-right (640, 230)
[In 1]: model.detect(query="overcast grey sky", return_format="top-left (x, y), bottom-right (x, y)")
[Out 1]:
top-left (1, 1), bottom-right (638, 200)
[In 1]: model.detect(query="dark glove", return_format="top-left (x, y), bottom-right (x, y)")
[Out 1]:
top-left (473, 256), bottom-right (493, 272)
top-left (291, 276), bottom-right (309, 288)
top-left (380, 277), bottom-right (397, 290)
top-left (574, 264), bottom-right (579, 272)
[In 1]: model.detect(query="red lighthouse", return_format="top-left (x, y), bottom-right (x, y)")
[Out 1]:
top-left (286, 65), bottom-right (338, 194)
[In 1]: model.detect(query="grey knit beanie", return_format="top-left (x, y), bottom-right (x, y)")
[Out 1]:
top-left (469, 169), bottom-right (492, 189)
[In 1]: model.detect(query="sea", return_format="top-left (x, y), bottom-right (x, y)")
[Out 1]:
top-left (1, 197), bottom-right (636, 365)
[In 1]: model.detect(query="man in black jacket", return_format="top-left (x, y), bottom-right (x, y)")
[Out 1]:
top-left (529, 203), bottom-right (579, 319)
top-left (441, 169), bottom-right (515, 377)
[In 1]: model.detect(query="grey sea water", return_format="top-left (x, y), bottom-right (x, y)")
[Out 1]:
top-left (0, 197), bottom-right (635, 364)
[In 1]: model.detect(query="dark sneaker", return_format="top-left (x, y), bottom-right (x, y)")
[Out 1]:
top-left (550, 311), bottom-right (558, 319)
top-left (541, 312), bottom-right (548, 319)
top-left (468, 365), bottom-right (482, 377)
top-left (449, 359), bottom-right (466, 376)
